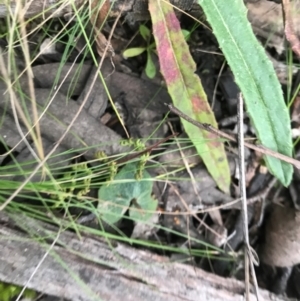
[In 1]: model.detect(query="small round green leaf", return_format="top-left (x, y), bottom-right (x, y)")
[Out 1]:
top-left (139, 24), bottom-right (151, 41)
top-left (98, 163), bottom-right (154, 225)
top-left (123, 47), bottom-right (146, 58)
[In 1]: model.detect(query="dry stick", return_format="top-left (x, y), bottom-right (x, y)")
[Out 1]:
top-left (166, 104), bottom-right (300, 169)
top-left (237, 94), bottom-right (260, 301)
top-left (167, 102), bottom-right (265, 299)
top-left (237, 95), bottom-right (249, 300)
top-left (282, 0), bottom-right (300, 58)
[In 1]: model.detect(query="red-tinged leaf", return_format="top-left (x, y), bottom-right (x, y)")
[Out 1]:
top-left (148, 0), bottom-right (230, 193)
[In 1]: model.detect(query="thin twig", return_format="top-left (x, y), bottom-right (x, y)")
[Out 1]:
top-left (166, 104), bottom-right (300, 169)
top-left (237, 94), bottom-right (250, 300)
top-left (212, 60), bottom-right (226, 110)
top-left (237, 94), bottom-right (260, 301)
top-left (247, 177), bottom-right (277, 206)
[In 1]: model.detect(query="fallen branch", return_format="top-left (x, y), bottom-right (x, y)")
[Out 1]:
top-left (0, 212), bottom-right (293, 301)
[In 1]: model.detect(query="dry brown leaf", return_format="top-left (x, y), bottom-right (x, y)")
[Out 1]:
top-left (90, 0), bottom-right (114, 57)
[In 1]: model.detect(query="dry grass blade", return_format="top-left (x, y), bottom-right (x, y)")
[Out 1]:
top-left (0, 9), bottom-right (126, 212)
top-left (0, 3), bottom-right (50, 181)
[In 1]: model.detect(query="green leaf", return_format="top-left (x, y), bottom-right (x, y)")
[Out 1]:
top-left (145, 50), bottom-right (156, 78)
top-left (24, 289), bottom-right (37, 299)
top-left (2, 290), bottom-right (10, 301)
top-left (0, 283), bottom-right (23, 301)
top-left (149, 0), bottom-right (231, 193)
top-left (130, 193), bottom-right (158, 221)
top-left (123, 47), bottom-right (146, 58)
top-left (98, 163), bottom-right (155, 225)
top-left (139, 24), bottom-right (151, 41)
top-left (181, 29), bottom-right (191, 41)
top-left (98, 188), bottom-right (129, 225)
top-left (198, 0), bottom-right (293, 186)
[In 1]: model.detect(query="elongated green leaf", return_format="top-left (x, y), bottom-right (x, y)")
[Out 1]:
top-left (123, 47), bottom-right (146, 58)
top-left (198, 0), bottom-right (293, 186)
top-left (145, 50), bottom-right (156, 78)
top-left (149, 0), bottom-right (230, 193)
